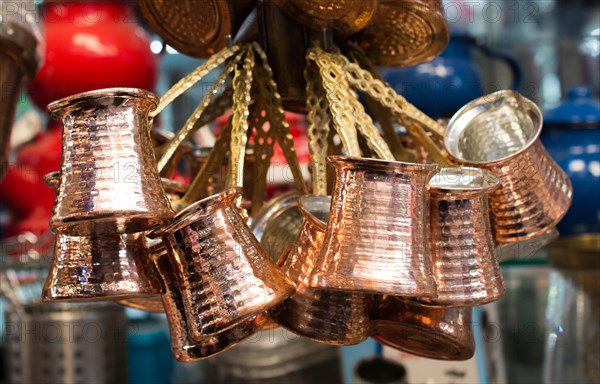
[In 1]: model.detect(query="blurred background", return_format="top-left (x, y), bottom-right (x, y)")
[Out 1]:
top-left (0, 0), bottom-right (598, 383)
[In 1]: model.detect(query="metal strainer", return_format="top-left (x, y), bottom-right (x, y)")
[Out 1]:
top-left (351, 0), bottom-right (449, 67)
top-left (139, 0), bottom-right (232, 58)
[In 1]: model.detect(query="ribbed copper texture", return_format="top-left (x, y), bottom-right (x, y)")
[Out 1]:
top-left (444, 90), bottom-right (573, 245)
top-left (41, 233), bottom-right (164, 302)
top-left (352, 0), bottom-right (449, 67)
top-left (274, 0), bottom-right (377, 34)
top-left (372, 296), bottom-right (475, 361)
top-left (153, 247), bottom-right (266, 362)
top-left (310, 156), bottom-right (439, 296)
top-left (423, 167), bottom-right (505, 306)
top-left (47, 88), bottom-right (174, 236)
top-left (160, 188), bottom-right (294, 338)
top-left (41, 172), bottom-right (164, 302)
top-left (250, 191), bottom-right (302, 263)
top-left (269, 195), bottom-right (372, 345)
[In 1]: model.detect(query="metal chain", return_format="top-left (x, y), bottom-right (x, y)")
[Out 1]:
top-left (341, 47), bottom-right (451, 165)
top-left (339, 55), bottom-right (446, 139)
top-left (151, 44), bottom-right (242, 117)
top-left (227, 48), bottom-right (255, 189)
top-left (347, 49), bottom-right (413, 162)
top-left (308, 47), bottom-right (361, 157)
top-left (252, 43), bottom-right (307, 195)
top-left (309, 47), bottom-right (394, 160)
top-left (157, 50), bottom-right (244, 172)
top-left (305, 60), bottom-right (330, 195)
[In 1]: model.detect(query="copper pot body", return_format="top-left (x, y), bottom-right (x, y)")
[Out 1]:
top-left (48, 88), bottom-right (174, 236)
top-left (42, 233), bottom-right (164, 302)
top-left (270, 195), bottom-right (372, 345)
top-left (153, 242), bottom-right (267, 362)
top-left (423, 167), bottom-right (505, 306)
top-left (161, 188), bottom-right (294, 338)
top-left (445, 90), bottom-right (573, 245)
top-left (310, 156), bottom-right (439, 297)
top-left (372, 296), bottom-right (475, 361)
top-left (41, 171), bottom-right (164, 302)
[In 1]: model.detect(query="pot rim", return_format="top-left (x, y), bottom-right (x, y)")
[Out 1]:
top-left (429, 166), bottom-right (499, 195)
top-left (444, 90), bottom-right (543, 165)
top-left (327, 155), bottom-right (440, 174)
top-left (160, 188), bottom-right (242, 234)
top-left (47, 87), bottom-right (159, 118)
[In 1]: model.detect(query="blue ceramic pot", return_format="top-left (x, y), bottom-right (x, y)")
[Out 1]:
top-left (541, 86), bottom-right (600, 235)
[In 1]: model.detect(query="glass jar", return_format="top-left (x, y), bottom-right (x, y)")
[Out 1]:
top-left (544, 234), bottom-right (600, 384)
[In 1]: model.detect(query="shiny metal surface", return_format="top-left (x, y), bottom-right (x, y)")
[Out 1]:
top-left (160, 188), bottom-right (294, 338)
top-left (274, 0), bottom-right (377, 34)
top-left (250, 191), bottom-right (302, 263)
top-left (445, 90), bottom-right (573, 245)
top-left (423, 167), bottom-right (505, 306)
top-left (154, 248), bottom-right (265, 362)
top-left (139, 0), bottom-right (231, 58)
top-left (352, 0), bottom-right (449, 67)
top-left (270, 195), bottom-right (372, 345)
top-left (48, 88), bottom-right (174, 236)
top-left (41, 171), bottom-right (164, 302)
top-left (372, 296), bottom-right (475, 361)
top-left (311, 156), bottom-right (439, 296)
top-left (42, 233), bottom-right (164, 302)
top-left (116, 178), bottom-right (186, 312)
top-left (4, 303), bottom-right (127, 384)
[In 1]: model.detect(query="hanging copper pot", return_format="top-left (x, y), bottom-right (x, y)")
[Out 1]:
top-left (159, 188), bottom-right (294, 338)
top-left (372, 296), bottom-right (475, 361)
top-left (270, 195), bottom-right (372, 345)
top-left (444, 90), bottom-right (573, 245)
top-left (48, 88), bottom-right (174, 236)
top-left (310, 156), bottom-right (439, 297)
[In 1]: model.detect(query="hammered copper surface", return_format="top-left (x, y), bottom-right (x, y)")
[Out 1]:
top-left (250, 191), bottom-right (302, 263)
top-left (423, 167), bottom-right (505, 306)
top-left (445, 90), bottom-right (573, 245)
top-left (269, 195), bottom-right (372, 345)
top-left (372, 296), bottom-right (475, 361)
top-left (161, 188), bottom-right (294, 338)
top-left (154, 249), bottom-right (266, 362)
top-left (41, 171), bottom-right (164, 302)
top-left (48, 88), bottom-right (174, 236)
top-left (42, 233), bottom-right (164, 302)
top-left (116, 179), bottom-right (186, 312)
top-left (352, 0), bottom-right (449, 67)
top-left (310, 156), bottom-right (439, 296)
top-left (274, 0), bottom-right (377, 34)
top-left (139, 0), bottom-right (231, 58)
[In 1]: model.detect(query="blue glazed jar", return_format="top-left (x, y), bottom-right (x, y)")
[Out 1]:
top-left (541, 86), bottom-right (600, 236)
top-left (382, 36), bottom-right (521, 119)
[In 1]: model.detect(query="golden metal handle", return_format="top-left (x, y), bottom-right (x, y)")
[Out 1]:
top-left (150, 44), bottom-right (242, 117)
